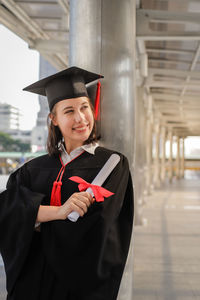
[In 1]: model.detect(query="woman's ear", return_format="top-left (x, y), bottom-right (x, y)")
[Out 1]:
top-left (50, 112), bottom-right (58, 126)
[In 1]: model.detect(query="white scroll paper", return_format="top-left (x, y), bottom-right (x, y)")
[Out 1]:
top-left (67, 153), bottom-right (120, 222)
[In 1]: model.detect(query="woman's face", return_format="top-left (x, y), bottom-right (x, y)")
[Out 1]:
top-left (51, 97), bottom-right (94, 153)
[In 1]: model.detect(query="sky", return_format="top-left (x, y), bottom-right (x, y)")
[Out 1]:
top-left (0, 25), bottom-right (40, 130)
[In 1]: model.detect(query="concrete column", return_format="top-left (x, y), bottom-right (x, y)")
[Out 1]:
top-left (168, 130), bottom-right (173, 183)
top-left (69, 1), bottom-right (136, 299)
top-left (180, 138), bottom-right (185, 178)
top-left (146, 116), bottom-right (153, 194)
top-left (69, 0), bottom-right (135, 165)
top-left (146, 96), bottom-right (153, 195)
top-left (176, 136), bottom-right (181, 179)
top-left (69, 1), bottom-right (101, 70)
top-left (134, 87), bottom-right (147, 225)
top-left (153, 121), bottom-right (161, 187)
top-left (161, 126), bottom-right (166, 183)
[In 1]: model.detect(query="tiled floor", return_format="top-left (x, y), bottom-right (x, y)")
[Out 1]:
top-left (133, 173), bottom-right (200, 300)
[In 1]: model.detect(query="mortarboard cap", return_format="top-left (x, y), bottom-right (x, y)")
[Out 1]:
top-left (23, 66), bottom-right (103, 111)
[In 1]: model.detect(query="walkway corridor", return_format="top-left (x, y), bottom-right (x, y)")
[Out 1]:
top-left (133, 172), bottom-right (200, 300)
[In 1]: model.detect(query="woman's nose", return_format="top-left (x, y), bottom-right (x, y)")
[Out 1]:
top-left (74, 110), bottom-right (84, 122)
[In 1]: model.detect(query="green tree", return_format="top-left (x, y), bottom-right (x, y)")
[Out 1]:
top-left (0, 131), bottom-right (31, 152)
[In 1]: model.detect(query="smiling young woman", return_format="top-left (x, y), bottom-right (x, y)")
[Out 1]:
top-left (0, 66), bottom-right (134, 300)
top-left (47, 96), bottom-right (96, 155)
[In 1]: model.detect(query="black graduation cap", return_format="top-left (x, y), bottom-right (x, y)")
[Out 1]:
top-left (23, 66), bottom-right (104, 112)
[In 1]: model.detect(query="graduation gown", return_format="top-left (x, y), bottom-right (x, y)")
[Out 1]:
top-left (0, 146), bottom-right (134, 300)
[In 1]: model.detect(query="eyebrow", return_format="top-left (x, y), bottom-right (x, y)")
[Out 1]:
top-left (62, 106), bottom-right (73, 111)
top-left (81, 101), bottom-right (89, 106)
top-left (62, 101), bottom-right (89, 111)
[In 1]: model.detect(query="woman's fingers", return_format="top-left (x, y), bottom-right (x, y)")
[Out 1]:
top-left (78, 192), bottom-right (93, 206)
top-left (80, 191), bottom-right (93, 203)
top-left (73, 198), bottom-right (88, 214)
top-left (73, 192), bottom-right (93, 213)
top-left (70, 202), bottom-right (87, 217)
top-left (61, 191), bottom-right (94, 219)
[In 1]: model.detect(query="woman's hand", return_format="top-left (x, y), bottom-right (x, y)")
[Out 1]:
top-left (36, 192), bottom-right (94, 223)
top-left (58, 192), bottom-right (94, 220)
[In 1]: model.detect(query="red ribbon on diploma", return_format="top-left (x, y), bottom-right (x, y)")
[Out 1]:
top-left (69, 176), bottom-right (114, 202)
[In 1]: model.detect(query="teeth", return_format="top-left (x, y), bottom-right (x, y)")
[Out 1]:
top-left (74, 127), bottom-right (86, 131)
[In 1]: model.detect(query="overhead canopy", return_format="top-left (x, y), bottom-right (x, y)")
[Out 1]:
top-left (0, 0), bottom-right (200, 137)
top-left (137, 0), bottom-right (200, 137)
top-left (0, 0), bottom-right (69, 70)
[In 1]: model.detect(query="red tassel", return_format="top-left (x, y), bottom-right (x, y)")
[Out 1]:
top-left (50, 153), bottom-right (85, 207)
top-left (55, 181), bottom-right (62, 206)
top-left (50, 181), bottom-right (62, 206)
top-left (50, 181), bottom-right (57, 206)
top-left (94, 81), bottom-right (101, 120)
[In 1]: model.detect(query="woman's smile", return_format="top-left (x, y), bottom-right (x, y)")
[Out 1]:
top-left (72, 124), bottom-right (89, 132)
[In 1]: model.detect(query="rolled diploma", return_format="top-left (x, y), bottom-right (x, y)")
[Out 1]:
top-left (67, 153), bottom-right (120, 222)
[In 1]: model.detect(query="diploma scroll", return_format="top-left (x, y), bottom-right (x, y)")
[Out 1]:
top-left (68, 154), bottom-right (120, 222)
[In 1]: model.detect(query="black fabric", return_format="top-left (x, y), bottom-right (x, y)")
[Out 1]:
top-left (0, 147), bottom-right (134, 300)
top-left (23, 66), bottom-right (103, 111)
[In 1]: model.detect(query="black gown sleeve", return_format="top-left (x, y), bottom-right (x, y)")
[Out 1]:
top-left (0, 165), bottom-right (46, 294)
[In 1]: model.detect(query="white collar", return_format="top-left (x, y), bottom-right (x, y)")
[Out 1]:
top-left (80, 143), bottom-right (99, 155)
top-left (60, 142), bottom-right (99, 164)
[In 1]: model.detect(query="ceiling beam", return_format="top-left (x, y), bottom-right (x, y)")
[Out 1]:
top-left (15, 1), bottom-right (57, 5)
top-left (137, 9), bottom-right (200, 24)
top-left (0, 4), bottom-right (34, 42)
top-left (57, 0), bottom-right (69, 15)
top-left (149, 58), bottom-right (191, 65)
top-left (0, 0), bottom-right (69, 69)
top-left (146, 81), bottom-right (200, 89)
top-left (146, 48), bottom-right (194, 55)
top-left (136, 9), bottom-right (200, 40)
top-left (1, 0), bottom-right (48, 39)
top-left (180, 42), bottom-right (200, 97)
top-left (155, 104), bottom-right (200, 109)
top-left (162, 116), bottom-right (200, 121)
top-left (156, 107), bottom-right (200, 113)
top-left (154, 98), bottom-right (200, 104)
top-left (148, 78), bottom-right (200, 85)
top-left (155, 101), bottom-right (200, 107)
top-left (139, 35), bottom-right (200, 41)
top-left (151, 93), bottom-right (200, 102)
top-left (31, 16), bottom-right (61, 21)
top-left (149, 68), bottom-right (200, 79)
top-left (29, 39), bottom-right (68, 53)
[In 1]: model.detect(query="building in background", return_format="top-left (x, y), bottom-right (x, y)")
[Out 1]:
top-left (7, 129), bottom-right (31, 144)
top-left (0, 103), bottom-right (32, 144)
top-left (31, 56), bottom-right (57, 152)
top-left (0, 103), bottom-right (20, 131)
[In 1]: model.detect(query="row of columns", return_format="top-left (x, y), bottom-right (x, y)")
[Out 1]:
top-left (145, 118), bottom-right (185, 193)
top-left (147, 124), bottom-right (185, 191)
top-left (134, 88), bottom-right (186, 226)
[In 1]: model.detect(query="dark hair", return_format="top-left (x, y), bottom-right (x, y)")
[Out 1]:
top-left (46, 98), bottom-right (97, 156)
